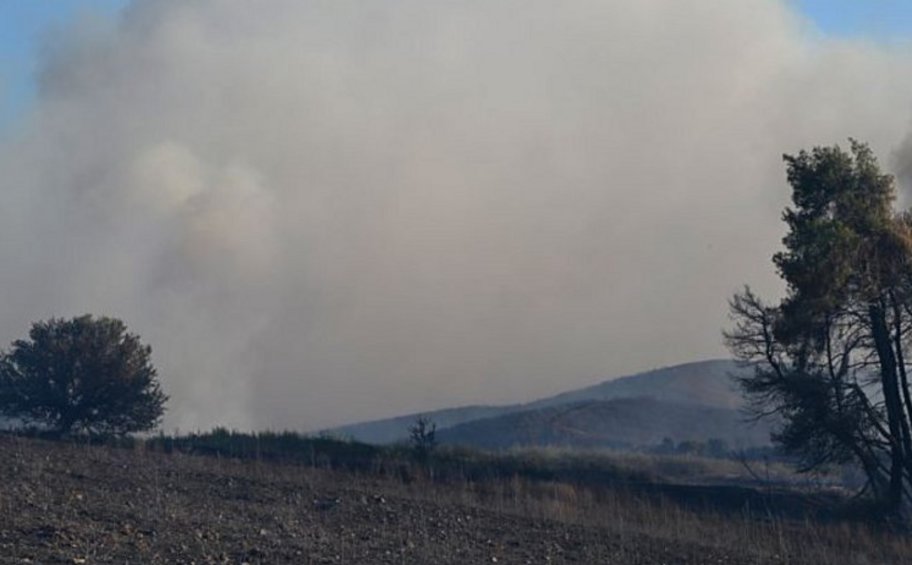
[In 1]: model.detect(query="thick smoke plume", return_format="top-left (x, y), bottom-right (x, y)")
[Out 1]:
top-left (3, 1), bottom-right (912, 430)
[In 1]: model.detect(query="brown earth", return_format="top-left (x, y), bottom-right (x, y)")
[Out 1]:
top-left (0, 436), bottom-right (901, 564)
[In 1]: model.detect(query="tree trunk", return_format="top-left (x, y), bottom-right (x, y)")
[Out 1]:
top-left (890, 294), bottom-right (912, 482)
top-left (870, 303), bottom-right (907, 512)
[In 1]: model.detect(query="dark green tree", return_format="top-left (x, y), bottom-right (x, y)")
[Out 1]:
top-left (0, 315), bottom-right (167, 436)
top-left (726, 140), bottom-right (912, 514)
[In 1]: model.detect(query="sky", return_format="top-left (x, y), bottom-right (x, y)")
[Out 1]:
top-left (0, 0), bottom-right (128, 133)
top-left (796, 0), bottom-right (912, 39)
top-left (3, 1), bottom-right (912, 433)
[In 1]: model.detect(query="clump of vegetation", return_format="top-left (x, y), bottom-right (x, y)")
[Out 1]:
top-left (0, 315), bottom-right (167, 437)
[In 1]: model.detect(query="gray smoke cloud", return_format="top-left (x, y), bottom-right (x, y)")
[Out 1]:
top-left (2, 0), bottom-right (912, 431)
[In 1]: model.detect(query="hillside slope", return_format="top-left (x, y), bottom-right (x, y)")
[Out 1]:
top-left (526, 359), bottom-right (745, 411)
top-left (5, 435), bottom-right (889, 564)
top-left (2, 435), bottom-right (773, 564)
top-left (436, 397), bottom-right (771, 450)
top-left (324, 359), bottom-right (750, 444)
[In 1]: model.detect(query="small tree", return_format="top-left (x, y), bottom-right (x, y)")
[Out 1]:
top-left (408, 415), bottom-right (437, 461)
top-left (0, 315), bottom-right (167, 436)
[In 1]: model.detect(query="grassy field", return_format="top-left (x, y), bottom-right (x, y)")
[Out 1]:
top-left (1, 433), bottom-right (908, 564)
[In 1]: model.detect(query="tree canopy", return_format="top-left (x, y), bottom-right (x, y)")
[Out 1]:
top-left (0, 315), bottom-right (167, 436)
top-left (726, 140), bottom-right (912, 514)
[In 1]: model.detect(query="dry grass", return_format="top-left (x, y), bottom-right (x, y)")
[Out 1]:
top-left (406, 476), bottom-right (910, 565)
top-left (499, 445), bottom-right (842, 488)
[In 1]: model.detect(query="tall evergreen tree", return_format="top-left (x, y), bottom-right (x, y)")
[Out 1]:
top-left (726, 140), bottom-right (912, 514)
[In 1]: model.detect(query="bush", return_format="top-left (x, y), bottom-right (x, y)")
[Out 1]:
top-left (0, 315), bottom-right (167, 436)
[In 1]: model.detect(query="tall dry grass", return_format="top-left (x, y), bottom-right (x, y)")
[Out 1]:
top-left (388, 473), bottom-right (912, 565)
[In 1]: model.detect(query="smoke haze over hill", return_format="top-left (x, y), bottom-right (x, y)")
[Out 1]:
top-left (3, 1), bottom-right (912, 431)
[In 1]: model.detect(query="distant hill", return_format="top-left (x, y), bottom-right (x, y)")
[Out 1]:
top-left (322, 359), bottom-right (753, 445)
top-left (321, 404), bottom-right (522, 445)
top-left (526, 359), bottom-right (745, 411)
top-left (436, 397), bottom-right (771, 450)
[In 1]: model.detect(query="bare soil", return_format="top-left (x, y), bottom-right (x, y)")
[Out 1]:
top-left (0, 435), bottom-right (792, 564)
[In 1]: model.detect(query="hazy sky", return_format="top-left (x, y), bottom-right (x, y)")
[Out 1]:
top-left (3, 1), bottom-right (912, 432)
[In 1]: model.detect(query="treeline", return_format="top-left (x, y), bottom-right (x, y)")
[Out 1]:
top-left (648, 437), bottom-right (781, 460)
